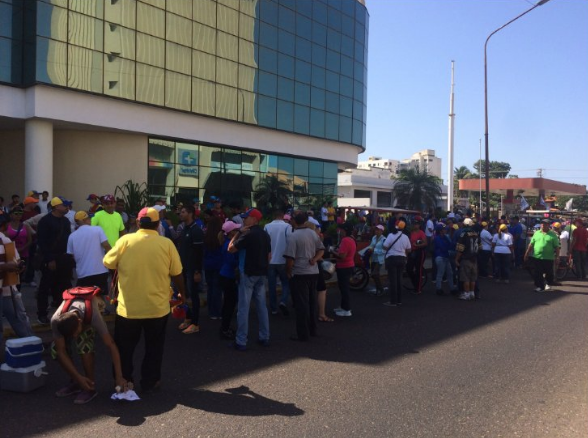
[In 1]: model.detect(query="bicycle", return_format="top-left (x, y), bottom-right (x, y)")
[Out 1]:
top-left (525, 256), bottom-right (576, 282)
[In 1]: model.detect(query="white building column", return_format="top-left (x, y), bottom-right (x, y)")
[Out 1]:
top-left (25, 119), bottom-right (53, 195)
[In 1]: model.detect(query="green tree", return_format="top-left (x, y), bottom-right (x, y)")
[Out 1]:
top-left (392, 167), bottom-right (442, 211)
top-left (253, 175), bottom-right (293, 212)
top-left (114, 180), bottom-right (150, 216)
top-left (473, 160), bottom-right (511, 179)
top-left (454, 165), bottom-right (474, 202)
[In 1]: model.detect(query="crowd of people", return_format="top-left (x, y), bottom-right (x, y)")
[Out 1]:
top-left (1, 190), bottom-right (587, 405)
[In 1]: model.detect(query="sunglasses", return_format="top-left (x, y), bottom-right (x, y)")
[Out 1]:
top-left (11, 211), bottom-right (23, 215)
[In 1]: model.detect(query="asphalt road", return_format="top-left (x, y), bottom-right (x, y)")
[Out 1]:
top-left (2, 269), bottom-right (587, 438)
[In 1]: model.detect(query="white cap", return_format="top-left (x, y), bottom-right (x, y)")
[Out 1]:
top-left (152, 205), bottom-right (166, 212)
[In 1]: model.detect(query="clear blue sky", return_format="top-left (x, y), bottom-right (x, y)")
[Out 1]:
top-left (361, 0), bottom-right (588, 189)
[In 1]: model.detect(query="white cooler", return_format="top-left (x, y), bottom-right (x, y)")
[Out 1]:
top-left (1, 361), bottom-right (47, 392)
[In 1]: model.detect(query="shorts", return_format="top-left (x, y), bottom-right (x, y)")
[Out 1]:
top-left (459, 259), bottom-right (478, 283)
top-left (51, 326), bottom-right (96, 359)
top-left (317, 263), bottom-right (327, 291)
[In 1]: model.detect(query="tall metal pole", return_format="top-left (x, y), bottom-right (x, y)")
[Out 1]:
top-left (483, 0), bottom-right (552, 219)
top-left (447, 61), bottom-right (455, 212)
top-left (479, 138), bottom-right (482, 212)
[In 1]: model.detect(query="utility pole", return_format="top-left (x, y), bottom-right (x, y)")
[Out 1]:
top-left (447, 61), bottom-right (455, 212)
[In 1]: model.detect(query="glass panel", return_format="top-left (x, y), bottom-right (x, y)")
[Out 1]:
top-left (328, 8), bottom-right (342, 31)
top-left (199, 167), bottom-right (223, 200)
top-left (278, 30), bottom-right (295, 56)
top-left (37, 3), bottom-right (68, 42)
top-left (324, 161), bottom-right (338, 179)
top-left (36, 37), bottom-right (67, 85)
top-left (325, 71), bottom-right (339, 93)
top-left (353, 79), bottom-right (363, 101)
top-left (261, 154), bottom-right (278, 174)
top-left (259, 0), bottom-right (278, 25)
top-left (238, 89), bottom-right (257, 123)
top-left (352, 119), bottom-right (363, 146)
top-left (340, 96), bottom-right (352, 117)
top-left (309, 160), bottom-right (323, 177)
top-left (310, 87), bottom-right (325, 110)
top-left (239, 40), bottom-right (257, 67)
top-left (193, 22), bottom-right (216, 54)
top-left (216, 84), bottom-right (238, 120)
top-left (200, 145), bottom-right (223, 168)
top-left (136, 63), bottom-right (164, 105)
top-left (355, 40), bottom-right (364, 64)
top-left (218, 0), bottom-right (240, 10)
top-left (341, 14), bottom-right (354, 37)
top-left (168, 0), bottom-right (192, 19)
top-left (137, 2), bottom-right (165, 38)
top-left (104, 55), bottom-right (135, 99)
top-left (137, 33), bottom-right (164, 68)
top-left (192, 50), bottom-right (215, 81)
top-left (339, 115), bottom-right (352, 143)
top-left (242, 151), bottom-right (262, 172)
top-left (356, 23), bottom-right (365, 45)
top-left (310, 109), bottom-right (325, 137)
top-left (296, 14), bottom-right (311, 38)
top-left (105, 0), bottom-right (136, 28)
top-left (166, 42), bottom-right (191, 75)
top-left (69, 0), bottom-right (103, 18)
top-left (341, 55), bottom-right (353, 77)
top-left (294, 82), bottom-right (310, 106)
top-left (216, 58), bottom-right (238, 87)
top-left (258, 95), bottom-right (277, 128)
top-left (278, 53), bottom-right (294, 79)
top-left (279, 6), bottom-right (295, 33)
top-left (278, 156), bottom-right (294, 175)
top-left (294, 158), bottom-right (308, 176)
top-left (238, 64), bottom-right (256, 91)
top-left (295, 37), bottom-right (311, 63)
top-left (217, 4), bottom-right (239, 36)
top-left (356, 2), bottom-right (366, 26)
top-left (277, 76), bottom-right (294, 101)
top-left (323, 178), bottom-right (337, 196)
top-left (312, 22), bottom-right (327, 46)
top-left (239, 13), bottom-right (256, 42)
top-left (311, 67), bottom-right (325, 89)
top-left (165, 72), bottom-right (191, 111)
top-left (342, 0), bottom-right (355, 18)
top-left (259, 47), bottom-right (277, 73)
top-left (276, 100), bottom-right (293, 131)
top-left (166, 13), bottom-right (192, 47)
top-left (223, 149), bottom-right (242, 172)
top-left (194, 0), bottom-right (216, 27)
top-left (68, 12), bottom-right (103, 51)
top-left (295, 60), bottom-right (311, 84)
top-left (327, 28), bottom-right (341, 51)
top-left (312, 2), bottom-right (327, 26)
top-left (149, 138), bottom-right (175, 161)
top-left (312, 43), bottom-right (326, 68)
top-left (175, 143), bottom-right (199, 188)
top-left (294, 105), bottom-right (310, 135)
top-left (0, 3), bottom-right (11, 38)
top-left (341, 34), bottom-right (353, 57)
top-left (296, 0), bottom-right (312, 18)
top-left (192, 77), bottom-right (215, 116)
top-left (260, 22), bottom-right (278, 50)
top-left (340, 75), bottom-right (353, 97)
top-left (258, 71), bottom-right (277, 97)
top-left (68, 46), bottom-right (102, 92)
top-left (142, 0), bottom-right (165, 9)
top-left (325, 91), bottom-right (339, 113)
top-left (0, 38), bottom-right (13, 83)
top-left (325, 112), bottom-right (338, 140)
top-left (353, 99), bottom-right (363, 121)
top-left (354, 61), bottom-right (364, 82)
top-left (104, 24), bottom-right (135, 61)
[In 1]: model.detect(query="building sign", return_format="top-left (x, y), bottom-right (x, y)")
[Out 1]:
top-left (178, 149), bottom-right (198, 177)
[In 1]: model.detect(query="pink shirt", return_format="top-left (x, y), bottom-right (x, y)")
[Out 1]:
top-left (336, 237), bottom-right (356, 269)
top-left (6, 223), bottom-right (29, 257)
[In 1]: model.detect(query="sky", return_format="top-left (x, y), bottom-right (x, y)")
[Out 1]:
top-left (361, 0), bottom-right (588, 189)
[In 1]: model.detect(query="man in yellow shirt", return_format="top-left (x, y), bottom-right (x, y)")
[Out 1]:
top-left (103, 207), bottom-right (185, 392)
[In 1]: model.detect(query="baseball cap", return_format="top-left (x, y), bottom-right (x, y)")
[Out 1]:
top-left (464, 218), bottom-right (474, 226)
top-left (499, 224), bottom-right (508, 231)
top-left (552, 222), bottom-right (561, 228)
top-left (86, 194), bottom-right (99, 201)
top-left (101, 194), bottom-right (115, 204)
top-left (375, 224), bottom-right (385, 231)
top-left (283, 214), bottom-right (292, 221)
top-left (222, 220), bottom-right (241, 234)
top-left (240, 208), bottom-right (263, 220)
top-left (396, 221), bottom-right (406, 230)
top-left (138, 207), bottom-right (159, 224)
top-left (27, 190), bottom-right (39, 197)
top-left (414, 215), bottom-right (423, 222)
top-left (152, 205), bottom-right (166, 212)
top-left (541, 218), bottom-right (551, 224)
top-left (308, 216), bottom-right (321, 227)
top-left (74, 211), bottom-right (89, 222)
top-left (435, 223), bottom-right (445, 232)
top-left (481, 221), bottom-right (488, 227)
top-left (50, 196), bottom-right (72, 207)
top-left (23, 196), bottom-right (39, 206)
top-left (452, 224), bottom-right (459, 230)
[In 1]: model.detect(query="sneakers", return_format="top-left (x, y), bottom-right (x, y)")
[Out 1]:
top-left (458, 292), bottom-right (474, 301)
top-left (534, 287), bottom-right (544, 292)
top-left (37, 316), bottom-right (50, 325)
top-left (468, 291), bottom-right (476, 300)
top-left (182, 324), bottom-right (200, 334)
top-left (334, 309), bottom-right (352, 317)
top-left (73, 390), bottom-right (97, 405)
top-left (55, 382), bottom-right (81, 398)
top-left (503, 280), bottom-right (510, 284)
top-left (544, 284), bottom-right (551, 291)
top-left (333, 307), bottom-right (343, 313)
top-left (279, 302), bottom-right (290, 316)
top-left (229, 341), bottom-right (247, 351)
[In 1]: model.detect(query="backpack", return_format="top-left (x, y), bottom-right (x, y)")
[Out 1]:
top-left (61, 286), bottom-right (102, 325)
top-left (457, 230), bottom-right (480, 260)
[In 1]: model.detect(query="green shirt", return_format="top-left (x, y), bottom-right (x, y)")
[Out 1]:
top-left (91, 210), bottom-right (125, 247)
top-left (530, 230), bottom-right (560, 260)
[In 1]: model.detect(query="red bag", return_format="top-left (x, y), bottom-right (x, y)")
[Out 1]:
top-left (61, 286), bottom-right (102, 325)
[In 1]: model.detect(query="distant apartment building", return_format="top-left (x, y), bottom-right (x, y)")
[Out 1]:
top-left (358, 150), bottom-right (441, 180)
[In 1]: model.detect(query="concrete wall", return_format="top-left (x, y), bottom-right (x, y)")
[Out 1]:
top-left (0, 130), bottom-right (25, 201)
top-left (53, 130), bottom-right (148, 208)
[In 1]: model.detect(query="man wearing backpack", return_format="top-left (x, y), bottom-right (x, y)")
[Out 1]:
top-left (455, 218), bottom-right (480, 301)
top-left (51, 286), bottom-right (127, 404)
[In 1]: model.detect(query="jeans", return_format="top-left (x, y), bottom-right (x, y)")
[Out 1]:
top-left (370, 262), bottom-right (384, 292)
top-left (184, 269), bottom-right (201, 325)
top-left (235, 274), bottom-right (270, 346)
top-left (289, 274), bottom-right (318, 340)
top-left (205, 269), bottom-right (222, 318)
top-left (267, 264), bottom-right (290, 312)
top-left (220, 275), bottom-right (238, 332)
top-left (435, 256), bottom-right (455, 291)
top-left (335, 267), bottom-right (353, 311)
top-left (406, 250), bottom-right (426, 292)
top-left (2, 293), bottom-right (34, 338)
top-left (386, 256), bottom-right (405, 304)
top-left (534, 258), bottom-right (554, 289)
top-left (114, 314), bottom-right (169, 389)
top-left (572, 250), bottom-right (586, 279)
top-left (478, 250), bottom-right (491, 277)
top-left (37, 264), bottom-right (71, 318)
top-left (494, 253), bottom-right (511, 280)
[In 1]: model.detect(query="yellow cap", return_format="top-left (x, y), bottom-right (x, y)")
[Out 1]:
top-left (552, 222), bottom-right (561, 228)
top-left (452, 224), bottom-right (459, 230)
top-left (74, 211), bottom-right (89, 222)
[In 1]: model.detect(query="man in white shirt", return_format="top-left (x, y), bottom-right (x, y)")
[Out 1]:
top-left (67, 211), bottom-right (111, 295)
top-left (39, 191), bottom-right (50, 214)
top-left (478, 221), bottom-right (493, 277)
top-left (320, 202), bottom-right (329, 229)
top-left (65, 204), bottom-right (77, 233)
top-left (264, 210), bottom-right (292, 316)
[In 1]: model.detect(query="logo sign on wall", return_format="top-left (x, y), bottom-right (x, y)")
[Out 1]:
top-left (179, 149), bottom-right (198, 177)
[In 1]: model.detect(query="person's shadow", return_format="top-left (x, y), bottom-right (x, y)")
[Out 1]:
top-left (180, 385), bottom-right (304, 417)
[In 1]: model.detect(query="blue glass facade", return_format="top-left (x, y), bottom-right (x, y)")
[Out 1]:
top-left (0, 0), bottom-right (368, 149)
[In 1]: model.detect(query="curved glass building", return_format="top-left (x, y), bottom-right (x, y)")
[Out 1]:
top-left (0, 0), bottom-right (369, 208)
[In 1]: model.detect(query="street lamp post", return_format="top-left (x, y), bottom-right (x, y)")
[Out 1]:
top-left (483, 0), bottom-right (552, 218)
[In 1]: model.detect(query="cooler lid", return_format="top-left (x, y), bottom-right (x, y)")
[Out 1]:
top-left (1, 361), bottom-right (46, 373)
top-left (5, 336), bottom-right (43, 348)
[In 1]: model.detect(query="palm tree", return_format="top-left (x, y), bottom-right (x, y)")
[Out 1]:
top-left (392, 168), bottom-right (442, 211)
top-left (454, 165), bottom-right (474, 203)
top-left (253, 175), bottom-right (293, 212)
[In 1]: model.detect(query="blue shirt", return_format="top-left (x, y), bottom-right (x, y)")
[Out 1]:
top-left (219, 238), bottom-right (239, 279)
top-left (508, 223), bottom-right (523, 247)
top-left (434, 234), bottom-right (452, 258)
